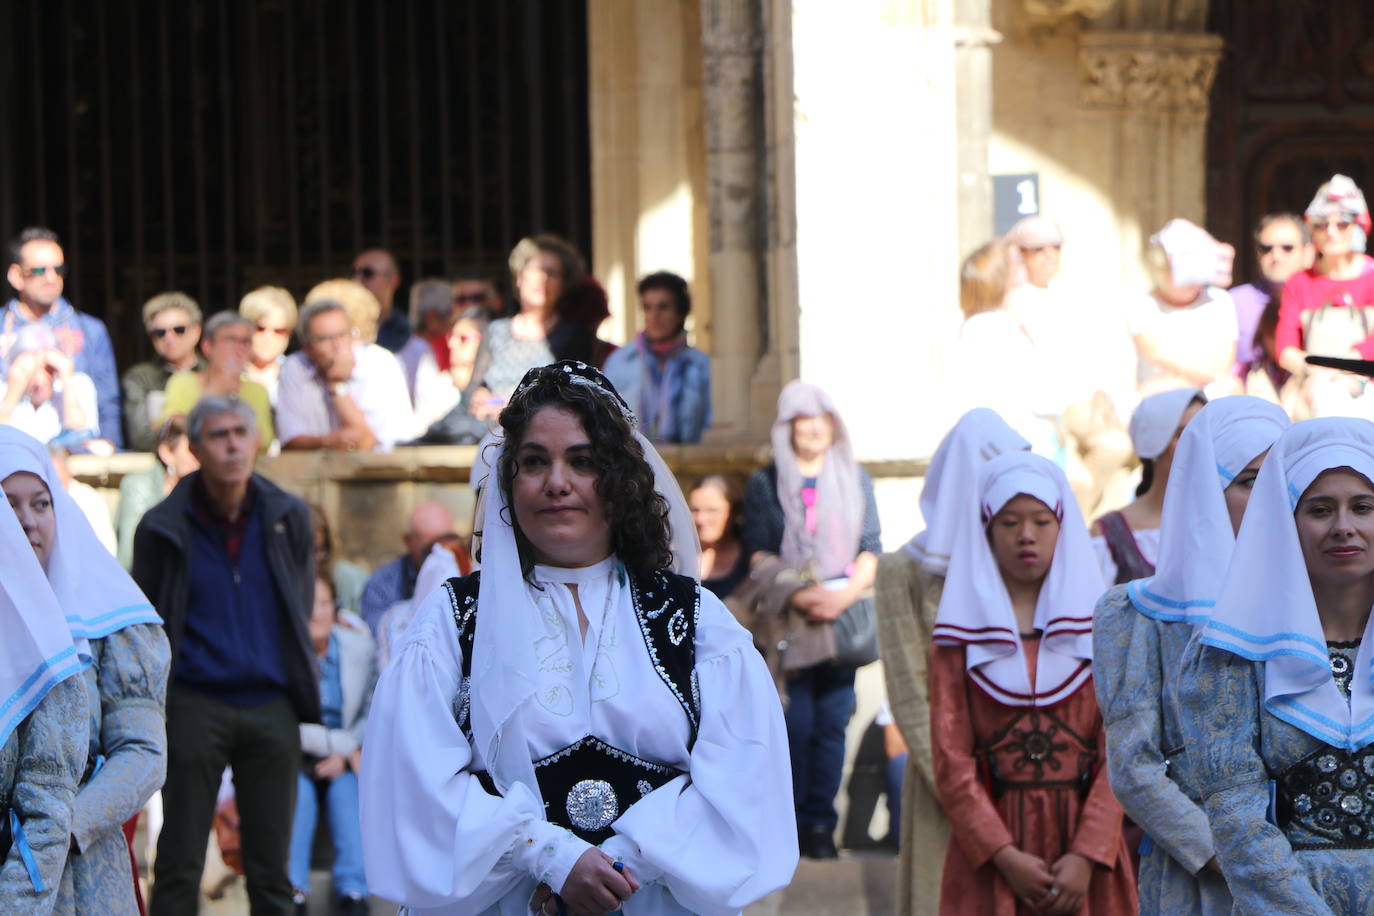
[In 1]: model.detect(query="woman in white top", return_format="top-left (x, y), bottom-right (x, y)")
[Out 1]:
top-left (948, 239), bottom-right (1066, 461)
top-left (1129, 219), bottom-right (1241, 398)
top-left (360, 361), bottom-right (796, 915)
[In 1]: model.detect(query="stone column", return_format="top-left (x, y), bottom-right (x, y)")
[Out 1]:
top-left (954, 0), bottom-right (1000, 256)
top-left (1077, 28), bottom-right (1223, 283)
top-left (586, 0), bottom-right (711, 345)
top-left (700, 0), bottom-right (780, 440)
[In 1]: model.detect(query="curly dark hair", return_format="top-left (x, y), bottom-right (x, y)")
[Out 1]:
top-left (495, 363), bottom-right (674, 579)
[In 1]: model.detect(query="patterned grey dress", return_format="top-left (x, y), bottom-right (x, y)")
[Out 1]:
top-left (1179, 635), bottom-right (1374, 915)
top-left (0, 674), bottom-right (88, 912)
top-left (1093, 586), bottom-right (1231, 914)
top-left (53, 624), bottom-right (170, 915)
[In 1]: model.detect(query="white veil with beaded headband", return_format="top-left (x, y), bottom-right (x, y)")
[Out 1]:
top-left (469, 360), bottom-right (698, 804)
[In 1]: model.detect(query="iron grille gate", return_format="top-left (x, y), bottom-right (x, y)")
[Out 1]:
top-left (0, 0), bottom-right (590, 368)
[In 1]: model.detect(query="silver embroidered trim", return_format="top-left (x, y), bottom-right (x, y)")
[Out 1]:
top-left (629, 573), bottom-right (699, 733)
top-left (513, 361), bottom-right (638, 427)
top-left (667, 607), bottom-right (688, 645)
top-left (566, 779), bottom-right (620, 832)
top-left (533, 736), bottom-right (676, 776)
top-left (636, 780), bottom-right (653, 797)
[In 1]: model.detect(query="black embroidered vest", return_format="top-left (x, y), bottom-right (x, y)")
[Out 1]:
top-left (443, 568), bottom-right (700, 843)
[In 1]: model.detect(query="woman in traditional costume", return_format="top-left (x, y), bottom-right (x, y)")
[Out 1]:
top-left (0, 464), bottom-right (89, 910)
top-left (0, 425), bottom-right (171, 914)
top-left (1091, 388), bottom-right (1205, 584)
top-left (875, 407), bottom-right (1028, 915)
top-left (360, 361), bottom-right (796, 915)
top-left (1179, 418), bottom-right (1374, 913)
top-left (1093, 396), bottom-right (1289, 914)
top-left (930, 451), bottom-right (1135, 914)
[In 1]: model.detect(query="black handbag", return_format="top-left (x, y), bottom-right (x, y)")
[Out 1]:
top-left (831, 594), bottom-right (879, 668)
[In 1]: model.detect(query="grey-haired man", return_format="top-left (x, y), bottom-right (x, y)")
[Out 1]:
top-left (133, 396), bottom-right (317, 915)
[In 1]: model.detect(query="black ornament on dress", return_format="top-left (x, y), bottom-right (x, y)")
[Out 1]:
top-left (975, 706), bottom-right (1097, 799)
top-left (442, 567), bottom-right (699, 841)
top-left (1276, 744), bottom-right (1374, 850)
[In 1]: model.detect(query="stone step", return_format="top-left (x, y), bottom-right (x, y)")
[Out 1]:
top-left (748, 850), bottom-right (898, 916)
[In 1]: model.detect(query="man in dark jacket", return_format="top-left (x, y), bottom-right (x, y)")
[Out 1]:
top-left (133, 394), bottom-right (318, 916)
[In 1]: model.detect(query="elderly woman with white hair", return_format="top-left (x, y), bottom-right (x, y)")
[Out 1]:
top-left (0, 323), bottom-right (100, 450)
top-left (1129, 219), bottom-right (1240, 398)
top-left (1274, 175), bottom-right (1374, 419)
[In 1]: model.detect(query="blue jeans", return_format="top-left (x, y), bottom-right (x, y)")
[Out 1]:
top-left (289, 769), bottom-right (367, 898)
top-left (785, 663), bottom-right (857, 830)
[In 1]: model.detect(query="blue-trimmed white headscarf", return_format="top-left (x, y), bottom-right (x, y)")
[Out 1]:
top-left (1199, 417), bottom-right (1374, 751)
top-left (0, 426), bottom-right (161, 640)
top-left (0, 471), bottom-right (88, 745)
top-left (904, 408), bottom-right (1029, 575)
top-left (1128, 396), bottom-right (1290, 624)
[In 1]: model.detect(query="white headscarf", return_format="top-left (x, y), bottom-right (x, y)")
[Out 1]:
top-left (904, 408), bottom-right (1030, 574)
top-left (0, 485), bottom-right (89, 745)
top-left (1199, 417), bottom-right (1374, 751)
top-left (1151, 218), bottom-right (1226, 288)
top-left (0, 426), bottom-right (161, 640)
top-left (1129, 388), bottom-right (1205, 460)
top-left (932, 451), bottom-right (1106, 707)
top-left (469, 361), bottom-right (697, 802)
top-left (1128, 396), bottom-right (1290, 623)
top-left (770, 381), bottom-right (864, 580)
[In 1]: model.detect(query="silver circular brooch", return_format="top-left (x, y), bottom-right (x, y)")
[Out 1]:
top-left (566, 779), bottom-right (620, 832)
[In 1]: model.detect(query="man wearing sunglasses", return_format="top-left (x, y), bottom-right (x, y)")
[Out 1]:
top-left (121, 291), bottom-right (206, 452)
top-left (1228, 214), bottom-right (1311, 393)
top-left (352, 248), bottom-right (411, 354)
top-left (1, 226), bottom-right (123, 449)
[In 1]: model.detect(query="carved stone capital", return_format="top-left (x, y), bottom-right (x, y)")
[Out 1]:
top-left (1078, 31), bottom-right (1223, 113)
top-left (1023, 0), bottom-right (1112, 30)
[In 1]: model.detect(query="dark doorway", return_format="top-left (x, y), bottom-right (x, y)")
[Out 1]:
top-left (0, 0), bottom-right (590, 367)
top-left (1205, 0), bottom-right (1374, 283)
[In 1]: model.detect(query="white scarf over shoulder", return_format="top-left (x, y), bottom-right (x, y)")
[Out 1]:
top-left (932, 451), bottom-right (1105, 706)
top-left (904, 408), bottom-right (1029, 575)
top-left (1200, 417), bottom-right (1374, 751)
top-left (1129, 396), bottom-right (1290, 623)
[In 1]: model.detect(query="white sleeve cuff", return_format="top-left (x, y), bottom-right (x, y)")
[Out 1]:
top-left (511, 819), bottom-right (593, 894)
top-left (600, 833), bottom-right (663, 884)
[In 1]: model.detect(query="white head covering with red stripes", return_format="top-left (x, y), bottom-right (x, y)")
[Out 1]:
top-left (932, 451), bottom-right (1106, 706)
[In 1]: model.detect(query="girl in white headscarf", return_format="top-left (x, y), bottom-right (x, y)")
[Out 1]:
top-left (740, 380), bottom-right (882, 859)
top-left (1093, 396), bottom-right (1289, 915)
top-left (874, 408), bottom-right (1029, 916)
top-left (360, 361), bottom-right (796, 916)
top-left (929, 451), bottom-right (1134, 915)
top-left (0, 461), bottom-right (89, 909)
top-left (0, 425), bottom-right (170, 915)
top-left (1091, 388), bottom-right (1206, 584)
top-left (1178, 418), bottom-right (1374, 914)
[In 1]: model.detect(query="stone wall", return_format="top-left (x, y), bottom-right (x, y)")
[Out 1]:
top-left (71, 447), bottom-right (929, 574)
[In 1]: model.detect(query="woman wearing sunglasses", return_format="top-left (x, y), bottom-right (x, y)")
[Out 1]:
top-left (1274, 175), bottom-right (1374, 419)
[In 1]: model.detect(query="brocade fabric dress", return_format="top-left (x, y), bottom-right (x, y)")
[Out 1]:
top-left (53, 624), bottom-right (171, 915)
top-left (873, 550), bottom-right (948, 916)
top-left (1180, 639), bottom-right (1374, 915)
top-left (0, 675), bottom-right (88, 911)
top-left (930, 637), bottom-right (1136, 915)
top-left (1092, 585), bottom-right (1230, 914)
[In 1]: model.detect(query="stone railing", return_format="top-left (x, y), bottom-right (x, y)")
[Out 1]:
top-left (70, 447), bottom-right (929, 571)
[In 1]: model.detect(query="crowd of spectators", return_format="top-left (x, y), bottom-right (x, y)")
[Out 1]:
top-left (0, 226), bottom-right (714, 466)
top-left (949, 173), bottom-right (1374, 520)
